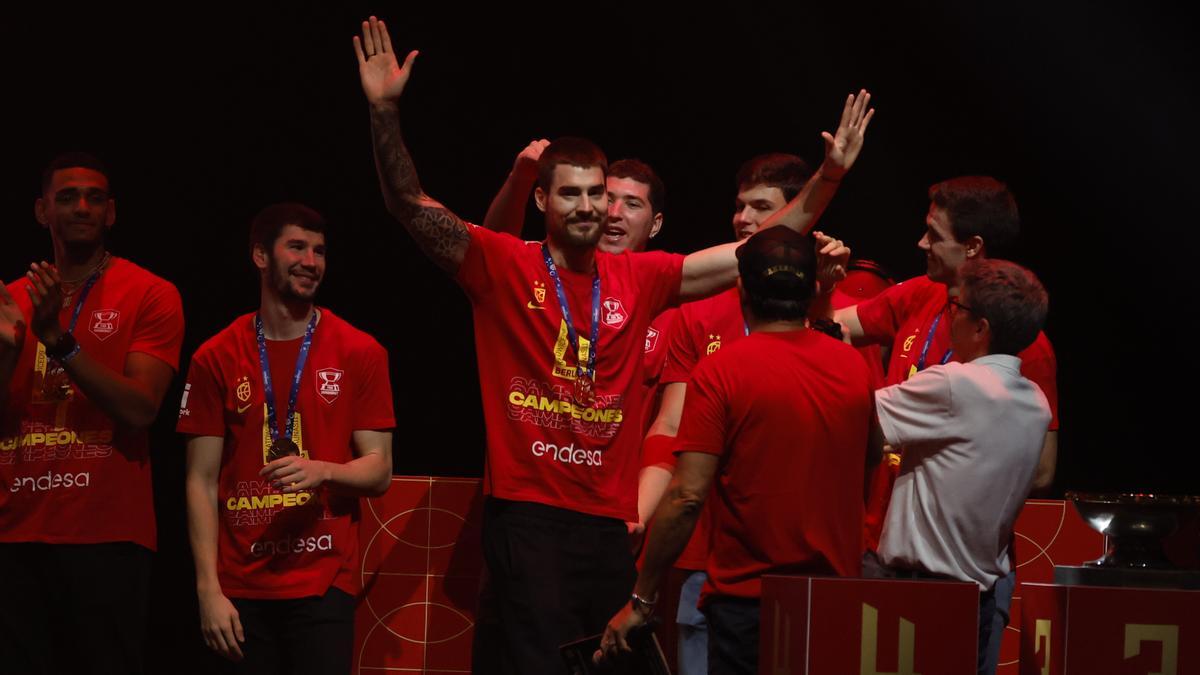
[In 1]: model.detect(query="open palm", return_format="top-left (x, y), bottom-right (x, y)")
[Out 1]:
top-left (354, 16), bottom-right (418, 105)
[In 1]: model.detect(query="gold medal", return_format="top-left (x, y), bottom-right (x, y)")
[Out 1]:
top-left (574, 374), bottom-right (596, 408)
top-left (267, 437), bottom-right (301, 461)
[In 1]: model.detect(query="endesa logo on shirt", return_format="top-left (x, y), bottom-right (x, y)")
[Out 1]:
top-left (531, 440), bottom-right (602, 467)
top-left (250, 533), bottom-right (334, 558)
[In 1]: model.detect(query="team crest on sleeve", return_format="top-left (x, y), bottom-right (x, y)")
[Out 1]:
top-left (645, 326), bottom-right (660, 353)
top-left (89, 310), bottom-right (120, 341)
top-left (602, 298), bottom-right (628, 329)
top-left (316, 368), bottom-right (344, 404)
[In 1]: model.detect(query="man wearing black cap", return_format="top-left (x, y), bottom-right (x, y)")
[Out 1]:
top-left (595, 227), bottom-right (879, 675)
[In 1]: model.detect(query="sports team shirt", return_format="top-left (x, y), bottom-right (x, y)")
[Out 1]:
top-left (675, 330), bottom-right (873, 603)
top-left (654, 287), bottom-right (884, 571)
top-left (0, 257), bottom-right (183, 550)
top-left (855, 274), bottom-right (1060, 550)
top-left (638, 307), bottom-right (678, 437)
top-left (177, 309), bottom-right (395, 599)
top-left (455, 225), bottom-right (684, 522)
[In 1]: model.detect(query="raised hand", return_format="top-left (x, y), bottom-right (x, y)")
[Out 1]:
top-left (512, 139), bottom-right (550, 179)
top-left (821, 89), bottom-right (875, 181)
top-left (353, 16), bottom-right (419, 106)
top-left (0, 284), bottom-right (26, 353)
top-left (25, 262), bottom-right (64, 346)
top-left (813, 230), bottom-right (851, 292)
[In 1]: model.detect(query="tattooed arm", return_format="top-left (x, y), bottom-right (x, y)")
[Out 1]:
top-left (355, 16), bottom-right (470, 274)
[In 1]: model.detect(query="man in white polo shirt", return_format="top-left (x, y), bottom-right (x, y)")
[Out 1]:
top-left (869, 258), bottom-right (1052, 675)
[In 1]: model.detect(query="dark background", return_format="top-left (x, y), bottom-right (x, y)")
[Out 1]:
top-left (4, 3), bottom-right (1198, 671)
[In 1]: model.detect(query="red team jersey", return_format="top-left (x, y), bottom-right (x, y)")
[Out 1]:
top-left (656, 287), bottom-right (888, 571)
top-left (0, 258), bottom-right (183, 550)
top-left (454, 225), bottom-right (684, 522)
top-left (177, 309), bottom-right (395, 599)
top-left (675, 330), bottom-right (872, 603)
top-left (855, 274), bottom-right (1060, 550)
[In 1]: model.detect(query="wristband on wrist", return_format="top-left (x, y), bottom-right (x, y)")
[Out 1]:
top-left (631, 591), bottom-right (657, 615)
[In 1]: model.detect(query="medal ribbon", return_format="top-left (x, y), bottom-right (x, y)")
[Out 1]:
top-left (65, 269), bottom-right (103, 334)
top-left (541, 243), bottom-right (600, 387)
top-left (915, 309), bottom-right (953, 371)
top-left (255, 311), bottom-right (318, 443)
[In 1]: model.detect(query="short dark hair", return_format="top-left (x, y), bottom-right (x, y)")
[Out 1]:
top-left (249, 203), bottom-right (327, 255)
top-left (42, 152), bottom-right (111, 194)
top-left (536, 137), bottom-right (608, 191)
top-left (735, 153), bottom-right (813, 201)
top-left (609, 158), bottom-right (665, 214)
top-left (736, 227), bottom-right (817, 321)
top-left (959, 258), bottom-right (1048, 356)
top-left (928, 176), bottom-right (1020, 258)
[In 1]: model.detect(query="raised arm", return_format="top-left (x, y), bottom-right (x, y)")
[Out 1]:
top-left (482, 139), bottom-right (549, 236)
top-left (758, 89), bottom-right (874, 234)
top-left (678, 91), bottom-right (873, 301)
top-left (355, 16), bottom-right (470, 274)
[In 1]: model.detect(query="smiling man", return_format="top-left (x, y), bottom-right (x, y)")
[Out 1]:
top-left (178, 203), bottom-right (395, 674)
top-left (353, 15), bottom-right (862, 673)
top-left (0, 152), bottom-right (184, 675)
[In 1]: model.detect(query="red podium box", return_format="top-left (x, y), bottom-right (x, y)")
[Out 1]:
top-left (998, 500), bottom-right (1108, 674)
top-left (353, 476), bottom-right (485, 675)
top-left (1021, 582), bottom-right (1200, 675)
top-left (760, 575), bottom-right (979, 675)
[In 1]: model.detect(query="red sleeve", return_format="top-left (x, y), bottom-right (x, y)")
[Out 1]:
top-left (674, 360), bottom-right (729, 458)
top-left (632, 251), bottom-right (685, 318)
top-left (453, 224), bottom-right (522, 302)
top-left (352, 340), bottom-right (397, 430)
top-left (661, 303), bottom-right (702, 384)
top-left (130, 279), bottom-right (185, 371)
top-left (176, 348), bottom-right (226, 437)
top-left (1019, 332), bottom-right (1059, 430)
top-left (855, 278), bottom-right (921, 345)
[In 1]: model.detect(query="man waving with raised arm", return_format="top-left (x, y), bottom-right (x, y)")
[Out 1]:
top-left (354, 16), bottom-right (864, 673)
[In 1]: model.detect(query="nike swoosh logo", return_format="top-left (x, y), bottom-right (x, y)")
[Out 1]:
top-left (237, 403), bottom-right (253, 414)
top-left (526, 302), bottom-right (545, 310)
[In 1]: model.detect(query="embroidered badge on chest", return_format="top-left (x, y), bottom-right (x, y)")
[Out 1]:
top-left (89, 310), bottom-right (120, 341)
top-left (316, 368), bottom-right (344, 404)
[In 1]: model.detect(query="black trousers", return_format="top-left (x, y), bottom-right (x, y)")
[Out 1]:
top-left (0, 541), bottom-right (152, 675)
top-left (704, 597), bottom-right (761, 675)
top-left (472, 498), bottom-right (636, 675)
top-left (215, 587), bottom-right (355, 675)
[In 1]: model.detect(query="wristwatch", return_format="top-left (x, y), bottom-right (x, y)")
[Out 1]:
top-left (46, 332), bottom-right (81, 363)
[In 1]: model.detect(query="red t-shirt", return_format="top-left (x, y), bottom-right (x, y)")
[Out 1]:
top-left (653, 287), bottom-right (886, 570)
top-left (639, 308), bottom-right (679, 437)
top-left (675, 330), bottom-right (872, 602)
top-left (177, 309), bottom-right (395, 599)
top-left (454, 225), bottom-right (684, 522)
top-left (855, 274), bottom-right (1060, 550)
top-left (1, 257), bottom-right (183, 551)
